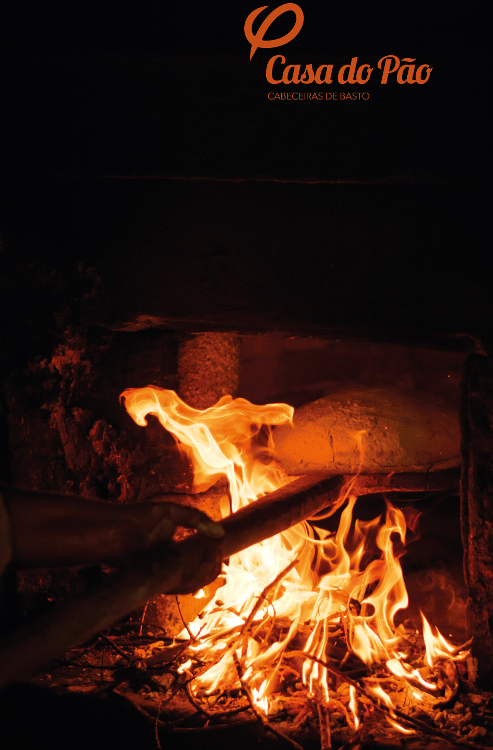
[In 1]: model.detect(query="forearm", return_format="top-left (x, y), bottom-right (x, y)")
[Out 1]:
top-left (1, 485), bottom-right (149, 569)
top-left (0, 485), bottom-right (223, 570)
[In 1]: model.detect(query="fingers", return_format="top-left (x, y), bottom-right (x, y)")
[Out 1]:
top-left (170, 544), bottom-right (224, 595)
top-left (167, 503), bottom-right (225, 538)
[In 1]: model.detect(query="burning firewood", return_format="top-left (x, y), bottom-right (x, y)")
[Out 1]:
top-left (2, 385), bottom-right (482, 750)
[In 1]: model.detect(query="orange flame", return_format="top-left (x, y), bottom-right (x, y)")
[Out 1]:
top-left (386, 658), bottom-right (438, 693)
top-left (177, 658), bottom-right (193, 674)
top-left (421, 612), bottom-right (469, 667)
top-left (349, 685), bottom-right (359, 730)
top-left (121, 387), bottom-right (294, 511)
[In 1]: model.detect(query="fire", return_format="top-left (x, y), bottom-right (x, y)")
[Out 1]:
top-left (122, 386), bottom-right (469, 730)
top-left (385, 658), bottom-right (439, 692)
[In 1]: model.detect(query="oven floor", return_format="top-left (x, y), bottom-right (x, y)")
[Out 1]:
top-left (0, 681), bottom-right (472, 750)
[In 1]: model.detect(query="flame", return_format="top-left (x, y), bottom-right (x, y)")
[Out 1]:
top-left (177, 658), bottom-right (193, 674)
top-left (370, 685), bottom-right (415, 735)
top-left (252, 680), bottom-right (270, 713)
top-left (421, 611), bottom-right (469, 667)
top-left (121, 387), bottom-right (293, 510)
top-left (121, 386), bottom-right (469, 724)
top-left (349, 685), bottom-right (359, 730)
top-left (386, 658), bottom-right (438, 692)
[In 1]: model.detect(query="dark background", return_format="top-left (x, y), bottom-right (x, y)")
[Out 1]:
top-left (2, 3), bottom-right (487, 180)
top-left (1, 4), bottom-right (490, 350)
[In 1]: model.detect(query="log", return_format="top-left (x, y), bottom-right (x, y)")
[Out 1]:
top-left (217, 468), bottom-right (460, 559)
top-left (218, 473), bottom-right (343, 558)
top-left (0, 469), bottom-right (459, 688)
top-left (349, 467), bottom-right (460, 495)
top-left (178, 332), bottom-right (241, 410)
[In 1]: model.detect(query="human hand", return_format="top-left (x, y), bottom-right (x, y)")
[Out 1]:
top-left (142, 501), bottom-right (225, 545)
top-left (118, 500), bottom-right (226, 594)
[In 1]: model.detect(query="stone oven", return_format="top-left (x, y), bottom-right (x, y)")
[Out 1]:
top-left (1, 9), bottom-right (490, 749)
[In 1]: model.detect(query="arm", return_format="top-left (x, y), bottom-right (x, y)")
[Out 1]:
top-left (0, 484), bottom-right (224, 570)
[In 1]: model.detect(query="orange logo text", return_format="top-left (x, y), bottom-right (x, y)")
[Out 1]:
top-left (245, 6), bottom-right (433, 85)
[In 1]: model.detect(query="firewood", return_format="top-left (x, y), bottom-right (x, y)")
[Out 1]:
top-left (233, 651), bottom-right (304, 750)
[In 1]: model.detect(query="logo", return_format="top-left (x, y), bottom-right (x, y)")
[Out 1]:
top-left (244, 3), bottom-right (304, 60)
top-left (244, 5), bottom-right (433, 88)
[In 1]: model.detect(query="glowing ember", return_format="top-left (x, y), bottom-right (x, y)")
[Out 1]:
top-left (370, 685), bottom-right (416, 734)
top-left (121, 386), bottom-right (469, 738)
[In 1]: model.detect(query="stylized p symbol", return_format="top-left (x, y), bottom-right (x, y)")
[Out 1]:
top-left (244, 4), bottom-right (304, 60)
